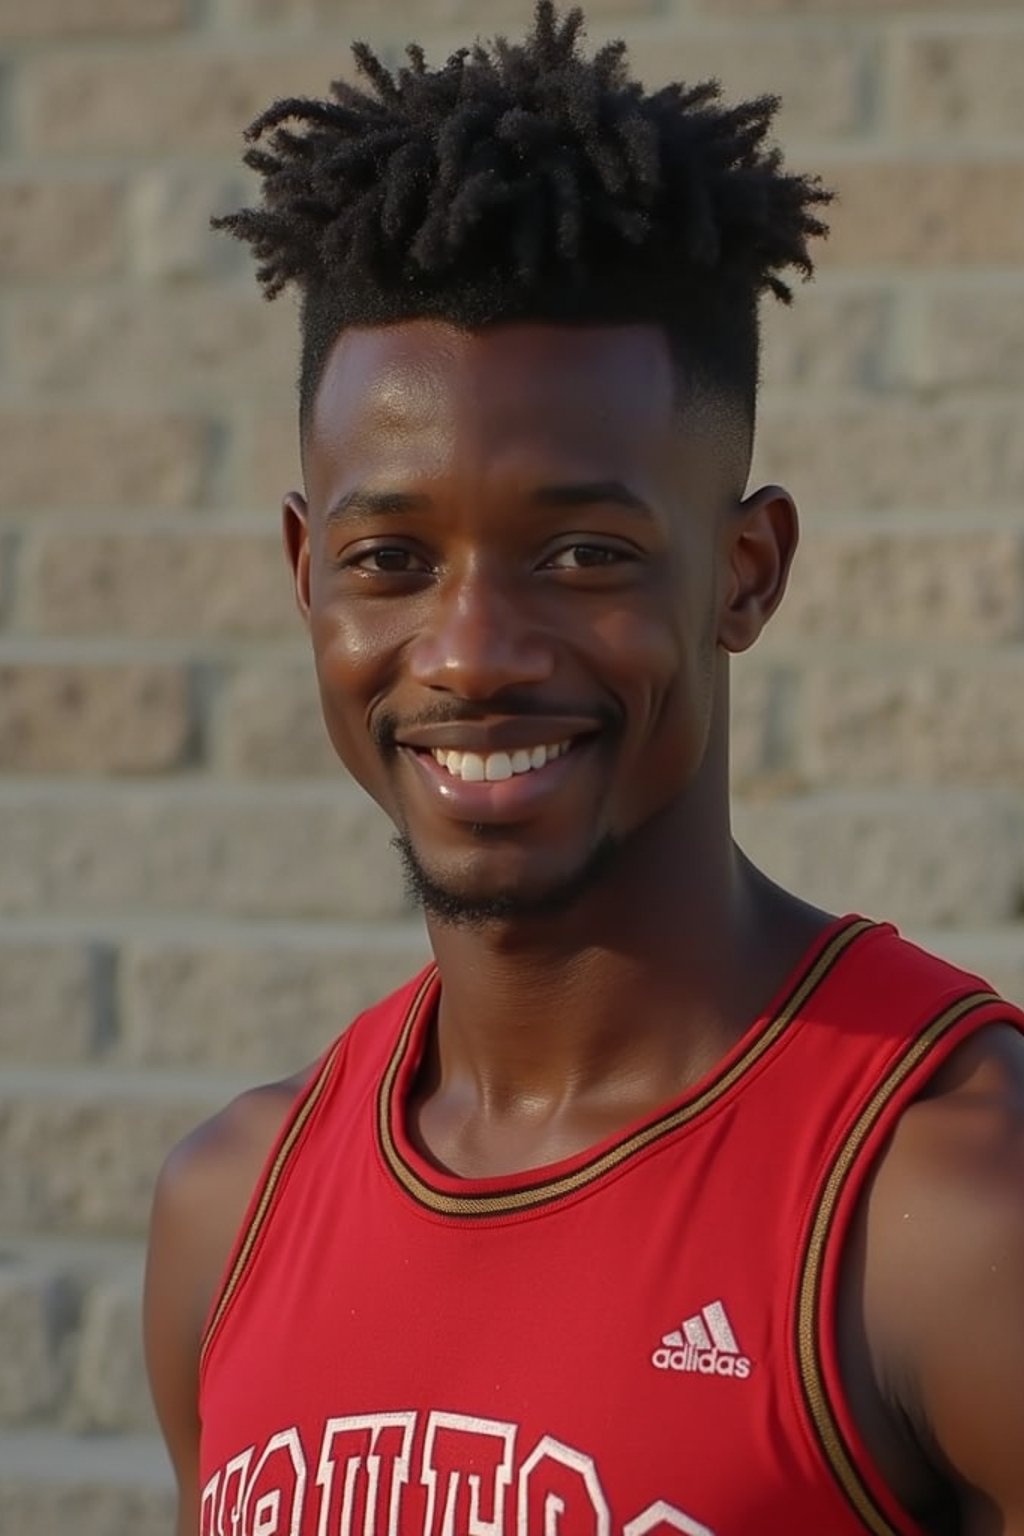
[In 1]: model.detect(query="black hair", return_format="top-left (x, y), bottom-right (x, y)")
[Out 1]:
top-left (214, 1), bottom-right (830, 429)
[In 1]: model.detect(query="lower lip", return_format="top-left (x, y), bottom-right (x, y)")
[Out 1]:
top-left (399, 743), bottom-right (590, 824)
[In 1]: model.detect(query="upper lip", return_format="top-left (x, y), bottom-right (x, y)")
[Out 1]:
top-left (395, 716), bottom-right (601, 754)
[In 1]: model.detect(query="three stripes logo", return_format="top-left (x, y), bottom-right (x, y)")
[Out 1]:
top-left (651, 1300), bottom-right (753, 1380)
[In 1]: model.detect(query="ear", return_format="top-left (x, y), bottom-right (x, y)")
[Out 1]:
top-left (717, 484), bottom-right (799, 654)
top-left (282, 491), bottom-right (311, 623)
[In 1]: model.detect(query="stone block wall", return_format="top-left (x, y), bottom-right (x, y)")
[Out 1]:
top-left (1, 0), bottom-right (1022, 1526)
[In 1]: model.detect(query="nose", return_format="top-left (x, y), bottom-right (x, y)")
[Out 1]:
top-left (408, 560), bottom-right (555, 699)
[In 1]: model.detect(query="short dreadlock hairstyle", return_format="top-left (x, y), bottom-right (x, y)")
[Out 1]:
top-left (215, 1), bottom-right (830, 433)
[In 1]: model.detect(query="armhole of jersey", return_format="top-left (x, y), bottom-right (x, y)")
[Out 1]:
top-left (793, 988), bottom-right (1024, 1536)
top-left (198, 1035), bottom-right (347, 1383)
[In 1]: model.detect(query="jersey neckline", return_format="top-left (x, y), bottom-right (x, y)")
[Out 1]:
top-left (376, 913), bottom-right (878, 1220)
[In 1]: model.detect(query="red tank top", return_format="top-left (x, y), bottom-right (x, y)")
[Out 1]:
top-left (198, 916), bottom-right (1023, 1536)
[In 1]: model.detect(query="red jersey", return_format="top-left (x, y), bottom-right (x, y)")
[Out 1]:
top-left (198, 916), bottom-right (1023, 1536)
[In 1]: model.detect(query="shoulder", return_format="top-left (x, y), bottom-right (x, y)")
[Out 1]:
top-left (148, 1069), bottom-right (314, 1340)
top-left (142, 1070), bottom-right (313, 1522)
top-left (872, 1020), bottom-right (1024, 1237)
top-left (865, 1021), bottom-right (1024, 1519)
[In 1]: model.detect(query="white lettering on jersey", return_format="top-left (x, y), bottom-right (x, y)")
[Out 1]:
top-left (208, 1447), bottom-right (254, 1536)
top-left (517, 1436), bottom-right (610, 1536)
top-left (206, 1412), bottom-right (720, 1536)
top-left (623, 1501), bottom-right (716, 1536)
top-left (420, 1411), bottom-right (516, 1536)
top-left (201, 1470), bottom-right (220, 1536)
top-left (314, 1412), bottom-right (416, 1536)
top-left (240, 1427), bottom-right (306, 1536)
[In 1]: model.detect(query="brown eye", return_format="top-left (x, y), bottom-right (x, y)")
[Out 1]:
top-left (547, 544), bottom-right (626, 570)
top-left (348, 546), bottom-right (427, 574)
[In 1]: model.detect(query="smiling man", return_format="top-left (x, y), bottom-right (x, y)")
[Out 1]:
top-left (144, 8), bottom-right (1024, 1535)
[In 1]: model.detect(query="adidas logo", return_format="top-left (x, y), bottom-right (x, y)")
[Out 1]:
top-left (651, 1300), bottom-right (753, 1380)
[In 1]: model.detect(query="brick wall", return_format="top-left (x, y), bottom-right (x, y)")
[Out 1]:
top-left (1, 0), bottom-right (1022, 1525)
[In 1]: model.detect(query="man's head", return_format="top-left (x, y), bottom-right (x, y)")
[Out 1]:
top-left (216, 1), bottom-right (829, 445)
top-left (217, 4), bottom-right (829, 926)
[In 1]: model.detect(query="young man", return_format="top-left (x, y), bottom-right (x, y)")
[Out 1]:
top-left (144, 7), bottom-right (1024, 1534)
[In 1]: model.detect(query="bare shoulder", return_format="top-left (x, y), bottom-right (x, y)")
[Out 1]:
top-left (875, 1021), bottom-right (1024, 1222)
top-left (150, 1069), bottom-right (314, 1333)
top-left (143, 1068), bottom-right (314, 1535)
top-left (865, 1022), bottom-right (1024, 1528)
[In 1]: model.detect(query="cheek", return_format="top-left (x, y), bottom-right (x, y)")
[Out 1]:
top-left (308, 599), bottom-right (401, 783)
top-left (585, 581), bottom-right (708, 729)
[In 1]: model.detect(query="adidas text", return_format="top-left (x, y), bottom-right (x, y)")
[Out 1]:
top-left (652, 1301), bottom-right (753, 1380)
top-left (651, 1343), bottom-right (752, 1379)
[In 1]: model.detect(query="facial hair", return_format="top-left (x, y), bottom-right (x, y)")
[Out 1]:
top-left (392, 828), bottom-right (623, 930)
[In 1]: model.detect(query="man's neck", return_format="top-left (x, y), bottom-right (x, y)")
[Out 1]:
top-left (419, 809), bottom-right (828, 1119)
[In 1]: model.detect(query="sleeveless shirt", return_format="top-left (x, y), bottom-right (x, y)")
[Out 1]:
top-left (198, 916), bottom-right (1024, 1536)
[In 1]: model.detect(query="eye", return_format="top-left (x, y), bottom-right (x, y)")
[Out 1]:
top-left (343, 545), bottom-right (431, 575)
top-left (544, 543), bottom-right (630, 571)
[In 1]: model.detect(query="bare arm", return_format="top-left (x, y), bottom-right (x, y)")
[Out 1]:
top-left (143, 1080), bottom-right (305, 1535)
top-left (866, 1025), bottom-right (1024, 1535)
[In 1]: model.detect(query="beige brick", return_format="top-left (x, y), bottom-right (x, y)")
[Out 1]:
top-left (217, 660), bottom-right (335, 777)
top-left (0, 944), bottom-right (96, 1065)
top-left (235, 410), bottom-right (303, 509)
top-left (70, 1279), bottom-right (153, 1434)
top-left (0, 411), bottom-right (209, 511)
top-left (120, 938), bottom-right (428, 1071)
top-left (751, 404), bottom-right (1021, 514)
top-left (0, 180), bottom-right (123, 282)
top-left (891, 32), bottom-right (1024, 139)
top-left (911, 287), bottom-right (1024, 390)
top-left (12, 289), bottom-right (297, 408)
top-left (701, 0), bottom-right (1021, 13)
top-left (796, 659), bottom-right (1024, 787)
top-left (729, 663), bottom-right (799, 796)
top-left (221, 0), bottom-right (657, 23)
top-left (768, 526), bottom-right (1024, 647)
top-left (622, 29), bottom-right (868, 141)
top-left (734, 792), bottom-right (1024, 929)
top-left (23, 48), bottom-right (359, 156)
top-left (0, 0), bottom-right (184, 39)
top-left (0, 1089), bottom-right (209, 1236)
top-left (129, 169), bottom-right (248, 282)
top-left (0, 665), bottom-right (191, 774)
top-left (0, 1479), bottom-right (175, 1536)
top-left (820, 162), bottom-right (1024, 269)
top-left (0, 1267), bottom-right (72, 1423)
top-left (25, 529), bottom-right (296, 640)
top-left (760, 286), bottom-right (892, 391)
top-left (0, 791), bottom-right (406, 920)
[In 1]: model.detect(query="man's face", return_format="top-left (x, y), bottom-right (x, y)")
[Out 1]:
top-left (289, 320), bottom-right (749, 922)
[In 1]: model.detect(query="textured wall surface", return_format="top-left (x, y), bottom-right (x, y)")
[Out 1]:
top-left (1, 0), bottom-right (1023, 1524)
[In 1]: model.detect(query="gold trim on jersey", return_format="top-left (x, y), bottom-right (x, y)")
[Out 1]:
top-left (200, 1040), bottom-right (344, 1368)
top-left (795, 989), bottom-right (1004, 1536)
top-left (377, 917), bottom-right (877, 1218)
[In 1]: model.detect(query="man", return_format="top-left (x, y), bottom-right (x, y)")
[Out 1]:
top-left (144, 7), bottom-right (1024, 1533)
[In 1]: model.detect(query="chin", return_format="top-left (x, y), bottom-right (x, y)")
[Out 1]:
top-left (392, 832), bottom-right (622, 929)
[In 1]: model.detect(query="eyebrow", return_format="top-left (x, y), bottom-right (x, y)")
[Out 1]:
top-left (323, 489), bottom-right (430, 528)
top-left (529, 480), bottom-right (653, 517)
top-left (323, 479), bottom-right (653, 528)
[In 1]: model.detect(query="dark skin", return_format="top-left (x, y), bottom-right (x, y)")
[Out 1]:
top-left (145, 322), bottom-right (1024, 1536)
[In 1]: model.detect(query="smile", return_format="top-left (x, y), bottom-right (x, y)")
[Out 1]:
top-left (430, 742), bottom-right (572, 783)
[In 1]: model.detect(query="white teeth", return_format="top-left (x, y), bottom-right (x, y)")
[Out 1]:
top-left (430, 741), bottom-right (573, 782)
top-left (461, 752), bottom-right (485, 782)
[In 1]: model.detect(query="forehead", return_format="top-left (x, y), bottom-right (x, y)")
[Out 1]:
top-left (305, 320), bottom-right (681, 480)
